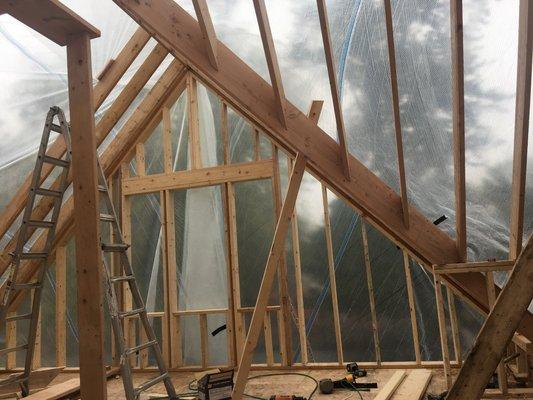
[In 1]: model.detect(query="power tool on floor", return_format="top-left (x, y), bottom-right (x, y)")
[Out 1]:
top-left (269, 396), bottom-right (307, 400)
top-left (319, 362), bottom-right (378, 394)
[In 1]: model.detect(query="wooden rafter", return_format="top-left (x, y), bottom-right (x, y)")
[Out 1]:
top-left (316, 0), bottom-right (351, 181)
top-left (253, 0), bottom-right (287, 127)
top-left (446, 231), bottom-right (533, 400)
top-left (0, 28), bottom-right (152, 245)
top-left (509, 0), bottom-right (533, 259)
top-left (450, 0), bottom-right (467, 261)
top-left (383, 0), bottom-right (409, 227)
top-left (111, 0), bottom-right (533, 341)
top-left (192, 0), bottom-right (219, 70)
top-left (233, 153), bottom-right (306, 399)
top-left (0, 0), bottom-right (100, 46)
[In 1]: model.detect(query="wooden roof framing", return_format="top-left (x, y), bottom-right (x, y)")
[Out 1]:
top-left (316, 0), bottom-right (351, 181)
top-left (382, 0), bottom-right (409, 227)
top-left (253, 0), bottom-right (287, 128)
top-left (450, 0), bottom-right (467, 261)
top-left (111, 0), bottom-right (533, 342)
top-left (191, 0), bottom-right (218, 70)
top-left (509, 0), bottom-right (533, 259)
top-left (0, 0), bottom-right (100, 46)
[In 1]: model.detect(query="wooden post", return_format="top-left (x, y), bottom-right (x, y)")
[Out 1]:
top-left (322, 185), bottom-right (343, 364)
top-left (446, 286), bottom-right (462, 366)
top-left (402, 251), bottom-right (421, 364)
top-left (187, 74), bottom-right (202, 169)
top-left (233, 154), bottom-right (306, 399)
top-left (485, 271), bottom-right (508, 394)
top-left (271, 146), bottom-right (293, 366)
top-left (433, 272), bottom-right (452, 388)
top-left (509, 0), bottom-right (533, 259)
top-left (450, 0), bottom-right (467, 260)
top-left (361, 220), bottom-right (381, 364)
top-left (66, 32), bottom-right (107, 399)
top-left (383, 0), bottom-right (409, 227)
top-left (55, 245), bottom-right (67, 367)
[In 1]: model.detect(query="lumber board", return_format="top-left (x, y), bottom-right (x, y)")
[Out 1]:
top-left (0, 367), bottom-right (63, 395)
top-left (450, 0), bottom-right (467, 261)
top-left (373, 370), bottom-right (407, 400)
top-left (433, 260), bottom-right (514, 274)
top-left (122, 159), bottom-right (274, 195)
top-left (109, 0), bottom-right (533, 343)
top-left (66, 32), bottom-right (106, 400)
top-left (383, 0), bottom-right (409, 227)
top-left (253, 0), bottom-right (286, 126)
top-left (192, 0), bottom-right (218, 69)
top-left (0, 0), bottom-right (100, 46)
top-left (233, 153), bottom-right (306, 399)
top-left (390, 370), bottom-right (432, 400)
top-left (509, 0), bottom-right (533, 259)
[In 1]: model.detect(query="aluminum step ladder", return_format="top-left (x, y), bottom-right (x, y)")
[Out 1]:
top-left (96, 161), bottom-right (177, 399)
top-left (0, 106), bottom-right (72, 396)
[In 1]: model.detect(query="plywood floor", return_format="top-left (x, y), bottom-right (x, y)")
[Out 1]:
top-left (47, 368), bottom-right (451, 399)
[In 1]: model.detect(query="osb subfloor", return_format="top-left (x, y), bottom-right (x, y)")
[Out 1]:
top-left (48, 368), bottom-right (453, 399)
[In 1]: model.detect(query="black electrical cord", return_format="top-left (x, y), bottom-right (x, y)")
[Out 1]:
top-left (243, 372), bottom-right (319, 400)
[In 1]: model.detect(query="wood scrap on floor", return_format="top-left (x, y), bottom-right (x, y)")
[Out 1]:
top-left (0, 367), bottom-right (63, 399)
top-left (373, 370), bottom-right (407, 400)
top-left (391, 370), bottom-right (432, 400)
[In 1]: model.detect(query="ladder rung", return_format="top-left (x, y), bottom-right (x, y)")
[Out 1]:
top-left (6, 313), bottom-right (32, 322)
top-left (119, 308), bottom-right (144, 319)
top-left (26, 220), bottom-right (54, 229)
top-left (19, 252), bottom-right (47, 260)
top-left (134, 373), bottom-right (169, 395)
top-left (42, 155), bottom-right (69, 168)
top-left (99, 213), bottom-right (116, 222)
top-left (34, 187), bottom-right (62, 198)
top-left (110, 275), bottom-right (134, 284)
top-left (102, 243), bottom-right (129, 252)
top-left (0, 344), bottom-right (27, 356)
top-left (125, 340), bottom-right (157, 356)
top-left (98, 185), bottom-right (107, 192)
top-left (12, 282), bottom-right (41, 290)
top-left (49, 123), bottom-right (63, 133)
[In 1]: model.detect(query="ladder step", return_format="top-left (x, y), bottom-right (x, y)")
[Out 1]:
top-left (102, 243), bottom-right (129, 252)
top-left (98, 185), bottom-right (107, 193)
top-left (26, 220), bottom-right (55, 229)
top-left (134, 373), bottom-right (169, 395)
top-left (0, 344), bottom-right (27, 356)
top-left (19, 252), bottom-right (47, 260)
top-left (119, 308), bottom-right (144, 319)
top-left (110, 275), bottom-right (134, 284)
top-left (49, 123), bottom-right (63, 133)
top-left (34, 187), bottom-right (62, 198)
top-left (42, 155), bottom-right (69, 168)
top-left (99, 213), bottom-right (116, 222)
top-left (6, 313), bottom-right (32, 322)
top-left (12, 282), bottom-right (41, 290)
top-left (125, 340), bottom-right (157, 356)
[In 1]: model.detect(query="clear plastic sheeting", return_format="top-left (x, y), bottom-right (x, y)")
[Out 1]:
top-left (0, 0), bottom-right (531, 368)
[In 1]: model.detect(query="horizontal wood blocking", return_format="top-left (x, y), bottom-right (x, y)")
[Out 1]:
top-left (122, 159), bottom-right (274, 195)
top-left (433, 260), bottom-right (514, 274)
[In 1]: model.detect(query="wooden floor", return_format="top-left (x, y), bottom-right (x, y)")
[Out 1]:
top-left (45, 368), bottom-right (451, 399)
